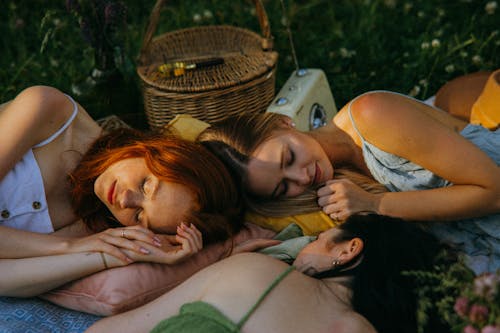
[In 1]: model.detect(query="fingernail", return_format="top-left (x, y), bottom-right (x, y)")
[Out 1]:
top-left (154, 236), bottom-right (161, 243)
top-left (154, 240), bottom-right (162, 247)
top-left (126, 257), bottom-right (133, 263)
top-left (140, 247), bottom-right (150, 254)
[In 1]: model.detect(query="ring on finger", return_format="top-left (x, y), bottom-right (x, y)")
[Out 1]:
top-left (122, 230), bottom-right (126, 238)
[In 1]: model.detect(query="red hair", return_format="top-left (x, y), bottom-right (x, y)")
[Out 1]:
top-left (70, 128), bottom-right (243, 245)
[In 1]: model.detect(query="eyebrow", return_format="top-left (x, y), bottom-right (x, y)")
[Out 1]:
top-left (270, 146), bottom-right (286, 198)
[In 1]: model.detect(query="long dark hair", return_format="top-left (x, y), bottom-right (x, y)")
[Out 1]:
top-left (326, 214), bottom-right (454, 333)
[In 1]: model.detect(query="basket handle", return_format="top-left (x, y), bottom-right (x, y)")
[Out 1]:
top-left (138, 0), bottom-right (273, 65)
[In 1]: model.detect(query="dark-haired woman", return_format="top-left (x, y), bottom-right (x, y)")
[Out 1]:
top-left (87, 214), bottom-right (449, 333)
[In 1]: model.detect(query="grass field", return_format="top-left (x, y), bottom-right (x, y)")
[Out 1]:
top-left (1, 0), bottom-right (498, 127)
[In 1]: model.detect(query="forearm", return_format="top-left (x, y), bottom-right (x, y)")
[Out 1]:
top-left (377, 184), bottom-right (500, 221)
top-left (0, 226), bottom-right (71, 258)
top-left (0, 252), bottom-right (110, 297)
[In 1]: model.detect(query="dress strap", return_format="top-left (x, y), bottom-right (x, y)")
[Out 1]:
top-left (33, 94), bottom-right (79, 148)
top-left (237, 265), bottom-right (295, 328)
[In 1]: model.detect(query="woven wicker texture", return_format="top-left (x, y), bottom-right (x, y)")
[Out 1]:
top-left (137, 0), bottom-right (278, 131)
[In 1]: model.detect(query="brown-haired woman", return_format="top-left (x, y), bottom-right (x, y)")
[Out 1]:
top-left (0, 86), bottom-right (243, 297)
top-left (198, 70), bottom-right (500, 275)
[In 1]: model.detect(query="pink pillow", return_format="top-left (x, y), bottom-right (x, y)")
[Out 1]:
top-left (40, 223), bottom-right (275, 316)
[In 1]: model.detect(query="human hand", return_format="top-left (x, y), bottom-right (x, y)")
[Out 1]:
top-left (317, 179), bottom-right (380, 221)
top-left (231, 239), bottom-right (282, 255)
top-left (125, 223), bottom-right (203, 265)
top-left (63, 225), bottom-right (162, 264)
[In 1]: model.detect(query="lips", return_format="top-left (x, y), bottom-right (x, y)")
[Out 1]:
top-left (108, 181), bottom-right (116, 205)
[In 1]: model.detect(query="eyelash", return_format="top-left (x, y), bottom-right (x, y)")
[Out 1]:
top-left (135, 178), bottom-right (148, 223)
top-left (140, 177), bottom-right (148, 194)
top-left (287, 150), bottom-right (295, 166)
top-left (280, 149), bottom-right (294, 196)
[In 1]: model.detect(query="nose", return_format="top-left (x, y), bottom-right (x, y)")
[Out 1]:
top-left (283, 167), bottom-right (311, 197)
top-left (119, 189), bottom-right (141, 209)
top-left (286, 166), bottom-right (310, 186)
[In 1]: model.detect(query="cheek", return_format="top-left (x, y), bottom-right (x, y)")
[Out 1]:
top-left (109, 209), bottom-right (133, 227)
top-left (93, 174), bottom-right (104, 199)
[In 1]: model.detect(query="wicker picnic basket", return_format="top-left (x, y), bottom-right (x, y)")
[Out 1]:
top-left (137, 0), bottom-right (278, 131)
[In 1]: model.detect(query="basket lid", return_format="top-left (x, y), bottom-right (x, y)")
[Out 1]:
top-left (137, 25), bottom-right (278, 93)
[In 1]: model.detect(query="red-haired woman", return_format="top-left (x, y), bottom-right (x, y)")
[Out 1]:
top-left (0, 86), bottom-right (243, 297)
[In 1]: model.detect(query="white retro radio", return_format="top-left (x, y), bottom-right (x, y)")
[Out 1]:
top-left (266, 68), bottom-right (337, 131)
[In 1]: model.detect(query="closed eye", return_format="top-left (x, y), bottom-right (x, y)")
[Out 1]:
top-left (140, 177), bottom-right (148, 194)
top-left (287, 148), bottom-right (295, 166)
top-left (135, 208), bottom-right (143, 224)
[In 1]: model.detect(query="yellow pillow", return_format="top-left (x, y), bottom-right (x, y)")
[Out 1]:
top-left (163, 114), bottom-right (211, 141)
top-left (245, 211), bottom-right (340, 236)
top-left (470, 69), bottom-right (500, 130)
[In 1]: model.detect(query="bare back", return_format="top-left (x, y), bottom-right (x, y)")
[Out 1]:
top-left (197, 254), bottom-right (372, 333)
top-left (87, 253), bottom-right (376, 333)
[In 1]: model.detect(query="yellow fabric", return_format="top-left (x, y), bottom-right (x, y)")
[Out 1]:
top-left (245, 211), bottom-right (340, 236)
top-left (470, 69), bottom-right (500, 130)
top-left (163, 114), bottom-right (211, 142)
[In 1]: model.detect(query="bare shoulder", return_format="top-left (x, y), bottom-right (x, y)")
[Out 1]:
top-left (2, 86), bottom-right (76, 145)
top-left (348, 91), bottom-right (425, 126)
top-left (335, 310), bottom-right (377, 333)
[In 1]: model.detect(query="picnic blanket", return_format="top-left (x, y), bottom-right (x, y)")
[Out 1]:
top-left (0, 297), bottom-right (100, 333)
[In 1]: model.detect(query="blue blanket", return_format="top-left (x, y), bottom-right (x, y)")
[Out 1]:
top-left (0, 297), bottom-right (100, 333)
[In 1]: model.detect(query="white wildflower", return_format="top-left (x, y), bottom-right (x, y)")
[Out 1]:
top-left (192, 13), bottom-right (202, 23)
top-left (485, 1), bottom-right (497, 14)
top-left (419, 79), bottom-right (429, 87)
top-left (409, 85), bottom-right (421, 97)
top-left (472, 55), bottom-right (482, 65)
top-left (431, 39), bottom-right (441, 48)
top-left (421, 42), bottom-right (430, 50)
top-left (339, 47), bottom-right (356, 58)
top-left (445, 64), bottom-right (455, 73)
top-left (203, 10), bottom-right (213, 19)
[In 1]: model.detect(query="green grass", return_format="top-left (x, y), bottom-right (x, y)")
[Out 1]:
top-left (1, 0), bottom-right (498, 127)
